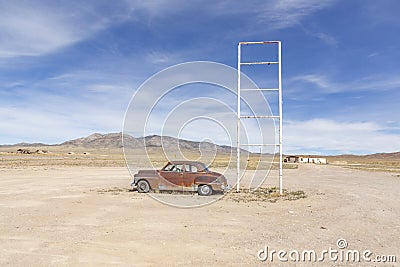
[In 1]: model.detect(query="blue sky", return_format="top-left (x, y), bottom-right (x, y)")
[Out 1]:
top-left (0, 0), bottom-right (399, 155)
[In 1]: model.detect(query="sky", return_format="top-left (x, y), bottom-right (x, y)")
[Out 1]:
top-left (0, 0), bottom-right (399, 155)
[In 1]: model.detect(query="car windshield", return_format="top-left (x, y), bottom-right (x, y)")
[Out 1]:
top-left (198, 163), bottom-right (209, 172)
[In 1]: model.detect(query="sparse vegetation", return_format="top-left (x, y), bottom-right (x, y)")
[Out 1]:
top-left (0, 151), bottom-right (126, 168)
top-left (97, 187), bottom-right (130, 195)
top-left (227, 187), bottom-right (306, 203)
top-left (329, 156), bottom-right (400, 173)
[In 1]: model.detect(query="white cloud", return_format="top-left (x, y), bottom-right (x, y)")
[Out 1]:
top-left (0, 67), bottom-right (138, 144)
top-left (291, 74), bottom-right (333, 90)
top-left (0, 94), bottom-right (126, 144)
top-left (284, 119), bottom-right (400, 154)
top-left (144, 51), bottom-right (185, 65)
top-left (301, 27), bottom-right (339, 47)
top-left (0, 1), bottom-right (132, 58)
top-left (313, 32), bottom-right (338, 47)
top-left (367, 52), bottom-right (379, 58)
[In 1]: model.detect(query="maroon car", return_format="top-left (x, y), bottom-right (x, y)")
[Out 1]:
top-left (131, 161), bottom-right (229, 196)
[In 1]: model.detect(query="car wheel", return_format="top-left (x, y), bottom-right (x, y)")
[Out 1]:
top-left (137, 180), bottom-right (150, 193)
top-left (198, 185), bottom-right (212, 196)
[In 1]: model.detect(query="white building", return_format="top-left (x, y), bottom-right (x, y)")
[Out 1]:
top-left (284, 156), bottom-right (327, 164)
top-left (298, 157), bottom-right (327, 164)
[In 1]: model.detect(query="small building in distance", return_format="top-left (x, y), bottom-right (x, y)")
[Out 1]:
top-left (17, 148), bottom-right (31, 154)
top-left (284, 155), bottom-right (299, 163)
top-left (16, 149), bottom-right (49, 154)
top-left (299, 157), bottom-right (327, 164)
top-left (284, 156), bottom-right (327, 164)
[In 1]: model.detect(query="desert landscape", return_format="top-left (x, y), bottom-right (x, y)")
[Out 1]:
top-left (0, 133), bottom-right (399, 266)
top-left (2, 0), bottom-right (400, 266)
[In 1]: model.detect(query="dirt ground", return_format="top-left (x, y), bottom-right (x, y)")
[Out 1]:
top-left (0, 164), bottom-right (399, 266)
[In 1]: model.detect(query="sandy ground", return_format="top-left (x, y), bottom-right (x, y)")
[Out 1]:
top-left (0, 164), bottom-right (399, 266)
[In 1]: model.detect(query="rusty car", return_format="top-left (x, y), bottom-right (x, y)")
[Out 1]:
top-left (131, 161), bottom-right (229, 196)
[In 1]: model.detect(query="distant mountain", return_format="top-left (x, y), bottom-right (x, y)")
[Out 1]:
top-left (61, 133), bottom-right (125, 148)
top-left (0, 142), bottom-right (49, 148)
top-left (58, 132), bottom-right (233, 153)
top-left (363, 152), bottom-right (400, 159)
top-left (136, 135), bottom-right (231, 152)
top-left (0, 132), bottom-right (230, 151)
top-left (328, 152), bottom-right (400, 160)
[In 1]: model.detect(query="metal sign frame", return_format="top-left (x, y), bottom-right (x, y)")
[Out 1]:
top-left (236, 41), bottom-right (283, 194)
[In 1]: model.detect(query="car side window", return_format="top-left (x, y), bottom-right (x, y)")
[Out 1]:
top-left (174, 164), bottom-right (184, 172)
top-left (191, 165), bottom-right (198, 172)
top-left (184, 164), bottom-right (190, 172)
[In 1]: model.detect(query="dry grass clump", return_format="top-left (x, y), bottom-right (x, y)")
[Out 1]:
top-left (227, 187), bottom-right (306, 203)
top-left (96, 187), bottom-right (130, 195)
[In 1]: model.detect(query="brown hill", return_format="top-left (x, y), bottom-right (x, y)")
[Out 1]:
top-left (59, 133), bottom-right (233, 153)
top-left (61, 133), bottom-right (127, 148)
top-left (0, 142), bottom-right (49, 148)
top-left (326, 152), bottom-right (400, 162)
top-left (363, 152), bottom-right (400, 159)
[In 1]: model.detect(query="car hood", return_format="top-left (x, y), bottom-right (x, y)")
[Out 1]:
top-left (134, 170), bottom-right (158, 176)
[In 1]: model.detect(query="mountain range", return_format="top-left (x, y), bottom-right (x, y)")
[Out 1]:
top-left (1, 133), bottom-right (234, 153)
top-left (1, 133), bottom-right (399, 159)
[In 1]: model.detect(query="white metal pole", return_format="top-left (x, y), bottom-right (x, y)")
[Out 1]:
top-left (236, 43), bottom-right (241, 193)
top-left (278, 41), bottom-right (283, 195)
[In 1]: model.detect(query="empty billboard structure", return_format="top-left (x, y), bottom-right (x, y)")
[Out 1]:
top-left (236, 41), bottom-right (283, 194)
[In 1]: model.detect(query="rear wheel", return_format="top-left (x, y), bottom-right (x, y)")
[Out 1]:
top-left (137, 180), bottom-right (150, 193)
top-left (198, 185), bottom-right (212, 196)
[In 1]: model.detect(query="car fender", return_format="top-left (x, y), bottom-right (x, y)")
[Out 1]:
top-left (134, 176), bottom-right (159, 189)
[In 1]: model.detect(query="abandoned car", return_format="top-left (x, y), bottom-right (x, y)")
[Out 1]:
top-left (131, 161), bottom-right (229, 196)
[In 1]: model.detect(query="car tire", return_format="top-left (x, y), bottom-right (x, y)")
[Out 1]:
top-left (198, 185), bottom-right (212, 196)
top-left (137, 180), bottom-right (150, 193)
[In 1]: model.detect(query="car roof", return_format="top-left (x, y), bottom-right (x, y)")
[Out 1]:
top-left (169, 161), bottom-right (205, 165)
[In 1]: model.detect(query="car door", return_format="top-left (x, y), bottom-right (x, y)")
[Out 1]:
top-left (159, 163), bottom-right (184, 190)
top-left (182, 163), bottom-right (198, 188)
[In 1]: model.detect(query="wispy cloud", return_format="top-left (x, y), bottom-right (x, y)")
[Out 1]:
top-left (0, 1), bottom-right (133, 58)
top-left (353, 75), bottom-right (400, 91)
top-left (291, 74), bottom-right (333, 90)
top-left (257, 0), bottom-right (337, 30)
top-left (367, 52), bottom-right (379, 58)
top-left (123, 0), bottom-right (191, 17)
top-left (301, 26), bottom-right (339, 47)
top-left (126, 0), bottom-right (337, 34)
top-left (0, 0), bottom-right (337, 59)
top-left (289, 73), bottom-right (400, 94)
top-left (144, 51), bottom-right (185, 66)
top-left (313, 32), bottom-right (338, 47)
